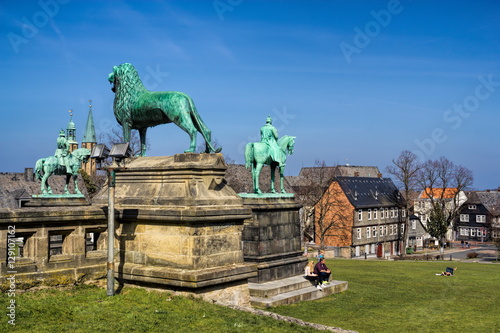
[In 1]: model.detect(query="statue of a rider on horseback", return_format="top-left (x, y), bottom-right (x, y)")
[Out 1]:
top-left (34, 130), bottom-right (90, 196)
top-left (245, 116), bottom-right (296, 194)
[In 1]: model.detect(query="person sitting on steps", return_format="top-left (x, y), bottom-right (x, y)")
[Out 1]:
top-left (304, 260), bottom-right (322, 290)
top-left (314, 257), bottom-right (331, 286)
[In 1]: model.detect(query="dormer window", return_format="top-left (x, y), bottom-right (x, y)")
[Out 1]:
top-left (468, 205), bottom-right (477, 210)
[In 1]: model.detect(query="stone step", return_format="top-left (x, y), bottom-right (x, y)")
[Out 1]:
top-left (249, 275), bottom-right (348, 308)
top-left (249, 275), bottom-right (317, 298)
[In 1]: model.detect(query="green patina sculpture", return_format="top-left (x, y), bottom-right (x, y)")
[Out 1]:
top-left (108, 63), bottom-right (221, 156)
top-left (245, 116), bottom-right (295, 194)
top-left (35, 131), bottom-right (90, 195)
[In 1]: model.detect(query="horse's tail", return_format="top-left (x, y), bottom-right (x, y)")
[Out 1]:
top-left (35, 159), bottom-right (44, 180)
top-left (187, 96), bottom-right (222, 153)
top-left (244, 143), bottom-right (253, 169)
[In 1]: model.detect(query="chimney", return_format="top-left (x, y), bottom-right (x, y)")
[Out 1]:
top-left (377, 173), bottom-right (383, 178)
top-left (354, 172), bottom-right (360, 177)
top-left (24, 168), bottom-right (34, 181)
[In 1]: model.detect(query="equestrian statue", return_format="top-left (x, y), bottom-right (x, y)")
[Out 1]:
top-left (35, 130), bottom-right (90, 195)
top-left (245, 116), bottom-right (296, 194)
top-left (108, 63), bottom-right (221, 156)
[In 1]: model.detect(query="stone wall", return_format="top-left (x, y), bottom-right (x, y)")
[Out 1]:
top-left (240, 195), bottom-right (307, 283)
top-left (0, 206), bottom-right (107, 290)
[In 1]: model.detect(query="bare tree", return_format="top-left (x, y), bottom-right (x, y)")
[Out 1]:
top-left (417, 157), bottom-right (473, 257)
top-left (195, 137), bottom-right (234, 163)
top-left (294, 160), bottom-right (334, 247)
top-left (99, 126), bottom-right (145, 158)
top-left (295, 160), bottom-right (350, 251)
top-left (314, 179), bottom-right (352, 251)
top-left (386, 150), bottom-right (422, 251)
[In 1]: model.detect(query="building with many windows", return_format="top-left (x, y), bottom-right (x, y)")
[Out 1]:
top-left (313, 175), bottom-right (404, 258)
top-left (413, 188), bottom-right (467, 244)
top-left (456, 191), bottom-right (500, 242)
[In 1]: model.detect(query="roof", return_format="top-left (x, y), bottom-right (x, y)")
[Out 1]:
top-left (419, 188), bottom-right (458, 199)
top-left (468, 190), bottom-right (500, 216)
top-left (0, 169), bottom-right (89, 208)
top-left (225, 164), bottom-right (293, 194)
top-left (82, 105), bottom-right (97, 143)
top-left (336, 176), bottom-right (401, 208)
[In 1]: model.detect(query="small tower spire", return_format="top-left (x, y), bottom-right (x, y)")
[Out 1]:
top-left (66, 109), bottom-right (78, 152)
top-left (82, 100), bottom-right (97, 144)
top-left (81, 100), bottom-right (97, 176)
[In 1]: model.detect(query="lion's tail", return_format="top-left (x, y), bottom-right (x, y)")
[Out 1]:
top-left (188, 97), bottom-right (222, 153)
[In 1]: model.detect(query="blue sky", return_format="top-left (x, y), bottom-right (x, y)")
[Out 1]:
top-left (1, 0), bottom-right (499, 190)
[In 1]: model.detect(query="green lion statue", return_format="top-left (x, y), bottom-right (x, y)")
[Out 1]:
top-left (108, 63), bottom-right (221, 156)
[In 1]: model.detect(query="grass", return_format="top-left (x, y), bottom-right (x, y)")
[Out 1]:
top-left (0, 285), bottom-right (319, 333)
top-left (1, 261), bottom-right (498, 332)
top-left (269, 259), bottom-right (500, 333)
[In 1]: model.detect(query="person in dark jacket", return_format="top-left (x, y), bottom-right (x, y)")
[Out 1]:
top-left (313, 258), bottom-right (331, 285)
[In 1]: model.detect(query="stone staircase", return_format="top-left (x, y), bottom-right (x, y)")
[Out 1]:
top-left (249, 275), bottom-right (349, 308)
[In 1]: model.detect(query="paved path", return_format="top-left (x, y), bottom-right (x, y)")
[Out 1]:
top-left (413, 242), bottom-right (497, 262)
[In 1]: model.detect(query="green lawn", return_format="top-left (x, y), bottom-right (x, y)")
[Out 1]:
top-left (1, 261), bottom-right (498, 332)
top-left (0, 285), bottom-right (319, 333)
top-left (270, 259), bottom-right (500, 333)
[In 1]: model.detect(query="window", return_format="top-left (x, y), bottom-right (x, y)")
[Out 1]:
top-left (373, 227), bottom-right (377, 238)
top-left (368, 209), bottom-right (372, 220)
top-left (86, 231), bottom-right (103, 252)
top-left (48, 230), bottom-right (74, 258)
top-left (356, 228), bottom-right (361, 239)
top-left (7, 236), bottom-right (25, 258)
top-left (460, 214), bottom-right (469, 222)
top-left (390, 224), bottom-right (393, 235)
top-left (379, 226), bottom-right (383, 236)
top-left (396, 209), bottom-right (399, 217)
top-left (383, 225), bottom-right (387, 236)
top-left (412, 220), bottom-right (416, 230)
top-left (373, 209), bottom-right (378, 219)
top-left (358, 210), bottom-right (363, 221)
top-left (401, 224), bottom-right (405, 234)
top-left (391, 208), bottom-right (395, 218)
top-left (402, 209), bottom-right (405, 218)
top-left (471, 229), bottom-right (476, 237)
top-left (49, 234), bottom-right (64, 256)
top-left (476, 215), bottom-right (486, 223)
top-left (366, 227), bottom-right (371, 238)
top-left (468, 205), bottom-right (477, 210)
top-left (385, 208), bottom-right (389, 218)
top-left (380, 209), bottom-right (384, 219)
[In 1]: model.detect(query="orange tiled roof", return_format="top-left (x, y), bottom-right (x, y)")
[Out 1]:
top-left (420, 188), bottom-right (458, 199)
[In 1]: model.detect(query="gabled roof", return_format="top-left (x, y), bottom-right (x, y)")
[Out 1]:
top-left (419, 188), bottom-right (458, 199)
top-left (471, 191), bottom-right (500, 216)
top-left (336, 176), bottom-right (401, 209)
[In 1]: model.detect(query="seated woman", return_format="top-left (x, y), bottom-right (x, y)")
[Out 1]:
top-left (304, 261), bottom-right (321, 290)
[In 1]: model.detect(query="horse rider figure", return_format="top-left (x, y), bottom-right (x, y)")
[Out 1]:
top-left (54, 130), bottom-right (71, 172)
top-left (260, 116), bottom-right (282, 166)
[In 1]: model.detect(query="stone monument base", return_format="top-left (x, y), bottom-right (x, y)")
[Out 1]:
top-left (27, 194), bottom-right (90, 207)
top-left (92, 154), bottom-right (258, 306)
top-left (240, 195), bottom-right (307, 283)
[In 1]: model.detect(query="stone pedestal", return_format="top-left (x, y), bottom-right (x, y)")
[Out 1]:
top-left (240, 195), bottom-right (307, 283)
top-left (27, 195), bottom-right (90, 207)
top-left (92, 154), bottom-right (257, 306)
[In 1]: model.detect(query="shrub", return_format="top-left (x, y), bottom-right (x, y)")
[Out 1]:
top-left (467, 252), bottom-right (479, 258)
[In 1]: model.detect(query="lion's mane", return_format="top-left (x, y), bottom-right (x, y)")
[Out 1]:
top-left (112, 63), bottom-right (147, 127)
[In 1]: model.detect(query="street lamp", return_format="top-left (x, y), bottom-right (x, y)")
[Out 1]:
top-left (91, 142), bottom-right (131, 296)
top-left (90, 144), bottom-right (110, 169)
